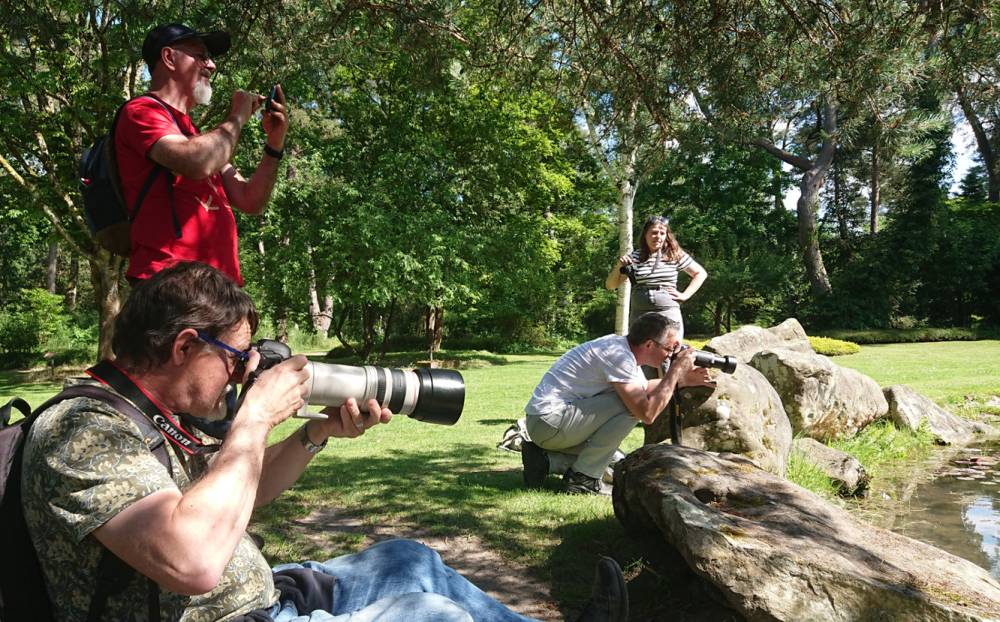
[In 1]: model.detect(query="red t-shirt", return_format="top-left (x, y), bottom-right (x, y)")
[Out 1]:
top-left (115, 96), bottom-right (243, 285)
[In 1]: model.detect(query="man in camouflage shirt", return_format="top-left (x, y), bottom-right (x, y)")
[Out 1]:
top-left (22, 262), bottom-right (631, 621)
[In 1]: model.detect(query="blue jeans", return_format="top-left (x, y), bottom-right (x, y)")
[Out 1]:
top-left (269, 539), bottom-right (537, 622)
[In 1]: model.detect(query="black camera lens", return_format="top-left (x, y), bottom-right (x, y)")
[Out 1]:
top-left (672, 345), bottom-right (737, 374)
top-left (619, 264), bottom-right (638, 286)
top-left (692, 351), bottom-right (737, 374)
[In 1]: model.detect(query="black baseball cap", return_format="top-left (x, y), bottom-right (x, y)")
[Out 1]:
top-left (142, 23), bottom-right (231, 69)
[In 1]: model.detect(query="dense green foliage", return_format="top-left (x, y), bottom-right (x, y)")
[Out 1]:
top-left (3, 2), bottom-right (1000, 365)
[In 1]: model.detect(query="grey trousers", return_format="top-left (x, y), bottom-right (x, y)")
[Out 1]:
top-left (525, 391), bottom-right (638, 480)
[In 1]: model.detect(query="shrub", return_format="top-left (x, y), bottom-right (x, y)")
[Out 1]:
top-left (814, 326), bottom-right (997, 344)
top-left (0, 289), bottom-right (100, 369)
top-left (0, 289), bottom-right (66, 356)
top-left (808, 336), bottom-right (860, 356)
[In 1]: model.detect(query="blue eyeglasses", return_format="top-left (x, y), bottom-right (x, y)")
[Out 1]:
top-left (645, 215), bottom-right (669, 226)
top-left (196, 330), bottom-right (251, 377)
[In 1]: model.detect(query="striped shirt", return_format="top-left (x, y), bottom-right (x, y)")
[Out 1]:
top-left (628, 249), bottom-right (694, 289)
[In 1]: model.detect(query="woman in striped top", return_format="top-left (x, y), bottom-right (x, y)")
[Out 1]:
top-left (605, 215), bottom-right (707, 340)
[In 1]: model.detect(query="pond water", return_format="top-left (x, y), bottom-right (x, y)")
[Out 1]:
top-left (859, 440), bottom-right (1000, 580)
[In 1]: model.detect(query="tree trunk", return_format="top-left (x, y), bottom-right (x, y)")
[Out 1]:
top-left (275, 233), bottom-right (291, 343)
top-left (956, 83), bottom-right (999, 202)
top-left (320, 295), bottom-right (333, 336)
top-left (772, 160), bottom-right (784, 212)
top-left (306, 243), bottom-right (332, 335)
top-left (377, 299), bottom-right (396, 363)
top-left (425, 305), bottom-right (444, 360)
top-left (47, 240), bottom-right (58, 294)
top-left (581, 99), bottom-right (641, 336)
top-left (795, 99), bottom-right (837, 297)
top-left (870, 143), bottom-right (881, 235)
top-left (89, 254), bottom-right (124, 361)
top-left (614, 167), bottom-right (637, 336)
top-left (713, 300), bottom-right (723, 336)
top-left (66, 254), bottom-right (79, 310)
top-left (360, 304), bottom-right (376, 361)
top-left (833, 157), bottom-right (849, 241)
top-left (747, 97), bottom-right (836, 296)
top-left (798, 165), bottom-right (834, 296)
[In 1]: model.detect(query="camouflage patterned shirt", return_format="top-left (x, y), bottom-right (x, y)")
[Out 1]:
top-left (21, 384), bottom-right (279, 621)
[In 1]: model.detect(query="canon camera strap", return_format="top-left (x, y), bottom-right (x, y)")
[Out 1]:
top-left (86, 360), bottom-right (221, 456)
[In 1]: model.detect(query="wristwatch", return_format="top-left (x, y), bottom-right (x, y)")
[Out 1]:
top-left (299, 423), bottom-right (327, 455)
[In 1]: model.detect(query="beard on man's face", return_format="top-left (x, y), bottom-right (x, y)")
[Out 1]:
top-left (193, 80), bottom-right (213, 106)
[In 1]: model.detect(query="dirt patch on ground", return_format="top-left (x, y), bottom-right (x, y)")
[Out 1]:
top-left (293, 507), bottom-right (564, 621)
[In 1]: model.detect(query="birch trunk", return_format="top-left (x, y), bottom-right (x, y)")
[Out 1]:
top-left (47, 240), bottom-right (58, 294)
top-left (615, 175), bottom-right (636, 335)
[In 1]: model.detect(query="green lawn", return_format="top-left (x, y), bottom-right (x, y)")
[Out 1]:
top-left (4, 341), bottom-right (999, 618)
top-left (833, 340), bottom-right (1000, 410)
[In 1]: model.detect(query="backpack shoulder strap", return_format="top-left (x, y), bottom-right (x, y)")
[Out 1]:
top-left (31, 383), bottom-right (167, 621)
top-left (127, 94), bottom-right (190, 238)
top-left (44, 384), bottom-right (169, 470)
top-left (0, 397), bottom-right (31, 428)
top-left (137, 94), bottom-right (192, 137)
top-left (109, 99), bottom-right (164, 227)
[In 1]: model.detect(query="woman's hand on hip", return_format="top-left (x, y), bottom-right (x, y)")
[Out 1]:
top-left (666, 286), bottom-right (687, 302)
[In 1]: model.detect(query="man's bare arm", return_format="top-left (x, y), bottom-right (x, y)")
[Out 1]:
top-left (611, 350), bottom-right (695, 424)
top-left (218, 87), bottom-right (288, 214)
top-left (147, 90), bottom-right (259, 180)
top-left (219, 158), bottom-right (279, 215)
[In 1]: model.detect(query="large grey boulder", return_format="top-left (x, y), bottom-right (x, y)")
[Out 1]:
top-left (613, 444), bottom-right (1000, 622)
top-left (703, 318), bottom-right (813, 364)
top-left (644, 364), bottom-right (792, 477)
top-left (792, 437), bottom-right (870, 496)
top-left (884, 385), bottom-right (996, 445)
top-left (750, 348), bottom-right (888, 441)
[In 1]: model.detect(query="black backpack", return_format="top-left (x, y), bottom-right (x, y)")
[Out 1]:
top-left (79, 95), bottom-right (187, 257)
top-left (0, 384), bottom-right (169, 622)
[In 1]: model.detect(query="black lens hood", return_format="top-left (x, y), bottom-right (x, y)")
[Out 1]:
top-left (411, 368), bottom-right (465, 425)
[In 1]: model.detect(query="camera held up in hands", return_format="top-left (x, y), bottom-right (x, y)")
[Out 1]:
top-left (253, 339), bottom-right (465, 425)
top-left (619, 263), bottom-right (639, 287)
top-left (673, 345), bottom-right (737, 374)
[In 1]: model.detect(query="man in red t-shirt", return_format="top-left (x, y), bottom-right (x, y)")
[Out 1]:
top-left (116, 23), bottom-right (288, 286)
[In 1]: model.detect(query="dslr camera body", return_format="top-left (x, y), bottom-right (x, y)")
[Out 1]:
top-left (619, 263), bottom-right (639, 287)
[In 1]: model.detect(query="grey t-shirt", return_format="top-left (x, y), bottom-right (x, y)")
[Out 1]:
top-left (525, 334), bottom-right (646, 415)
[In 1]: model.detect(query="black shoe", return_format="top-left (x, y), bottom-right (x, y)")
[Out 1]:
top-left (564, 469), bottom-right (612, 496)
top-left (522, 441), bottom-right (550, 488)
top-left (574, 556), bottom-right (629, 622)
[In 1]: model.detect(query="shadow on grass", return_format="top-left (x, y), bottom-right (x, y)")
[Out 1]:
top-left (479, 418), bottom-right (518, 426)
top-left (0, 369), bottom-right (64, 391)
top-left (548, 517), bottom-right (745, 622)
top-left (251, 440), bottom-right (747, 620)
top-left (318, 348), bottom-right (566, 368)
